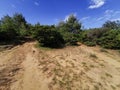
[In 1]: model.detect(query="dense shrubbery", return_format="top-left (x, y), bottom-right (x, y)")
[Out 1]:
top-left (98, 30), bottom-right (120, 49)
top-left (0, 13), bottom-right (28, 43)
top-left (81, 21), bottom-right (120, 49)
top-left (80, 28), bottom-right (109, 46)
top-left (60, 32), bottom-right (79, 45)
top-left (0, 13), bottom-right (120, 49)
top-left (103, 20), bottom-right (120, 30)
top-left (0, 15), bottom-right (17, 41)
top-left (57, 14), bottom-right (82, 45)
top-left (34, 26), bottom-right (65, 48)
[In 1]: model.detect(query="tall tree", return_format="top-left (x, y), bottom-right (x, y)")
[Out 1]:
top-left (65, 14), bottom-right (82, 33)
top-left (57, 14), bottom-right (82, 34)
top-left (13, 13), bottom-right (27, 36)
top-left (103, 20), bottom-right (120, 30)
top-left (0, 15), bottom-right (16, 41)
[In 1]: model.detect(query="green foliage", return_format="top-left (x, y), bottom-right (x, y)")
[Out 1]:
top-left (62, 32), bottom-right (79, 45)
top-left (34, 26), bottom-right (65, 48)
top-left (0, 15), bottom-right (17, 41)
top-left (79, 30), bottom-right (96, 46)
top-left (98, 30), bottom-right (120, 49)
top-left (0, 13), bottom-right (120, 50)
top-left (31, 23), bottom-right (43, 38)
top-left (103, 20), bottom-right (120, 30)
top-left (65, 14), bottom-right (82, 33)
top-left (57, 14), bottom-right (82, 45)
top-left (0, 13), bottom-right (28, 44)
top-left (12, 13), bottom-right (27, 37)
top-left (80, 27), bottom-right (120, 49)
top-left (57, 14), bottom-right (82, 33)
top-left (80, 28), bottom-right (109, 47)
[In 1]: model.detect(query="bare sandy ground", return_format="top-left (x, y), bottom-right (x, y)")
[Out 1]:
top-left (0, 42), bottom-right (120, 90)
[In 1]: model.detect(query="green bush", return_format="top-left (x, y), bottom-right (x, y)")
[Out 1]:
top-left (61, 32), bottom-right (79, 45)
top-left (0, 30), bottom-right (17, 41)
top-left (35, 28), bottom-right (65, 48)
top-left (57, 14), bottom-right (82, 46)
top-left (0, 13), bottom-right (28, 43)
top-left (98, 30), bottom-right (120, 49)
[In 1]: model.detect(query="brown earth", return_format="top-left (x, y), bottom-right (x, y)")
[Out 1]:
top-left (0, 42), bottom-right (120, 90)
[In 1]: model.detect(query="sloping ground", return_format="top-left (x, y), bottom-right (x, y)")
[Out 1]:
top-left (0, 42), bottom-right (120, 90)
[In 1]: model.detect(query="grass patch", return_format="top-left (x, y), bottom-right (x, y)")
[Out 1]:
top-left (94, 85), bottom-right (99, 90)
top-left (111, 85), bottom-right (116, 90)
top-left (100, 48), bottom-right (108, 53)
top-left (99, 63), bottom-right (105, 67)
top-left (90, 53), bottom-right (98, 59)
top-left (118, 50), bottom-right (120, 53)
top-left (117, 84), bottom-right (120, 87)
top-left (105, 73), bottom-right (112, 78)
top-left (82, 62), bottom-right (86, 66)
top-left (90, 64), bottom-right (95, 68)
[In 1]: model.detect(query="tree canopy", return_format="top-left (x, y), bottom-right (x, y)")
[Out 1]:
top-left (0, 13), bottom-right (120, 49)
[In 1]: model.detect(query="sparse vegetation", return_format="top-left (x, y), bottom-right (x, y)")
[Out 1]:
top-left (94, 85), bottom-right (99, 90)
top-left (100, 48), bottom-right (108, 53)
top-left (90, 53), bottom-right (98, 59)
top-left (90, 64), bottom-right (95, 68)
top-left (111, 85), bottom-right (116, 90)
top-left (105, 73), bottom-right (113, 78)
top-left (118, 50), bottom-right (120, 53)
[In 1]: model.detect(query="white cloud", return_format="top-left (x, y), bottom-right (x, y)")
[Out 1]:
top-left (97, 17), bottom-right (104, 21)
top-left (97, 10), bottom-right (120, 21)
top-left (105, 10), bottom-right (113, 14)
top-left (34, 2), bottom-right (39, 6)
top-left (81, 16), bottom-right (90, 21)
top-left (111, 18), bottom-right (120, 21)
top-left (89, 0), bottom-right (105, 9)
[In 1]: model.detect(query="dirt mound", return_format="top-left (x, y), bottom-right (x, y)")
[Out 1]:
top-left (0, 42), bottom-right (120, 90)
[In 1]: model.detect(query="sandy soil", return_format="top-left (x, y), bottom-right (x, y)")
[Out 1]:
top-left (0, 42), bottom-right (120, 90)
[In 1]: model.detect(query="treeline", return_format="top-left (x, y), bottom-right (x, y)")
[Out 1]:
top-left (0, 13), bottom-right (120, 49)
top-left (0, 13), bottom-right (29, 44)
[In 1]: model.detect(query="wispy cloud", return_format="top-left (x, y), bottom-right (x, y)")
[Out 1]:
top-left (34, 2), bottom-right (39, 6)
top-left (81, 16), bottom-right (90, 21)
top-left (89, 0), bottom-right (105, 9)
top-left (97, 9), bottom-right (120, 21)
top-left (111, 18), bottom-right (120, 21)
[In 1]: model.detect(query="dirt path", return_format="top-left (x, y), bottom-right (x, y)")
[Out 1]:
top-left (21, 54), bottom-right (42, 90)
top-left (11, 54), bottom-right (42, 90)
top-left (10, 43), bottom-right (49, 90)
top-left (0, 42), bottom-right (120, 90)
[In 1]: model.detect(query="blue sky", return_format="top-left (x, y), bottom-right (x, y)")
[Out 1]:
top-left (0, 0), bottom-right (120, 28)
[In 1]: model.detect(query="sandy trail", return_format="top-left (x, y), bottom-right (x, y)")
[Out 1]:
top-left (11, 54), bottom-right (42, 90)
top-left (10, 43), bottom-right (49, 90)
top-left (0, 42), bottom-right (120, 90)
top-left (21, 54), bottom-right (42, 90)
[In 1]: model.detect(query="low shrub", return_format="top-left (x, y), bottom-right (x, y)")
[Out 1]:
top-left (35, 28), bottom-right (65, 48)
